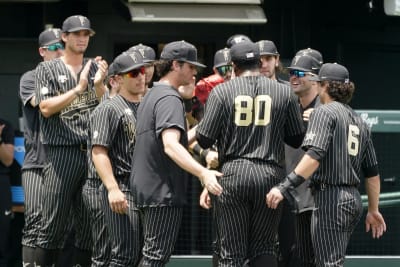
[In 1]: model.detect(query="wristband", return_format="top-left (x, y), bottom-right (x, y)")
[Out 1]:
top-left (276, 171), bottom-right (305, 200)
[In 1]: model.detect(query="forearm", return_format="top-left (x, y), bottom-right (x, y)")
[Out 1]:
top-left (366, 175), bottom-right (381, 212)
top-left (0, 144), bottom-right (14, 166)
top-left (39, 86), bottom-right (82, 117)
top-left (92, 148), bottom-right (119, 191)
top-left (94, 83), bottom-right (107, 99)
top-left (293, 154), bottom-right (320, 179)
top-left (187, 125), bottom-right (198, 144)
top-left (164, 141), bottom-right (207, 183)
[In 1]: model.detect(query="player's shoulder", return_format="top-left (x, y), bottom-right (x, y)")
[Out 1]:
top-left (20, 69), bottom-right (35, 86)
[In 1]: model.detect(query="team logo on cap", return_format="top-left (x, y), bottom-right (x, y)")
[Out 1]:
top-left (223, 50), bottom-right (230, 62)
top-left (78, 15), bottom-right (86, 26)
top-left (52, 29), bottom-right (60, 38)
top-left (293, 56), bottom-right (301, 66)
top-left (128, 53), bottom-right (137, 63)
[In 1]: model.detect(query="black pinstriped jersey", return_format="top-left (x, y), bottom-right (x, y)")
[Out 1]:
top-left (90, 94), bottom-right (139, 178)
top-left (20, 69), bottom-right (47, 169)
top-left (197, 75), bottom-right (304, 165)
top-left (302, 101), bottom-right (378, 185)
top-left (35, 58), bottom-right (99, 145)
top-left (87, 96), bottom-right (113, 179)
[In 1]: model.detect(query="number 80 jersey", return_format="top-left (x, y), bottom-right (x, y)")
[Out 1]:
top-left (197, 75), bottom-right (304, 165)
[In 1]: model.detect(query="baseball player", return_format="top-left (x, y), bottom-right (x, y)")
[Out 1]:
top-left (196, 41), bottom-right (305, 267)
top-left (126, 43), bottom-right (156, 93)
top-left (19, 28), bottom-right (64, 266)
top-left (130, 40), bottom-right (222, 267)
top-left (81, 63), bottom-right (124, 266)
top-left (91, 51), bottom-right (146, 266)
top-left (283, 51), bottom-right (323, 267)
top-left (256, 39), bottom-right (288, 85)
top-left (226, 34), bottom-right (252, 48)
top-left (34, 15), bottom-right (107, 266)
top-left (267, 63), bottom-right (387, 267)
top-left (0, 118), bottom-right (14, 265)
top-left (194, 48), bottom-right (232, 105)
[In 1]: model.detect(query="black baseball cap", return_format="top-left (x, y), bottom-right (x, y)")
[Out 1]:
top-left (230, 41), bottom-right (260, 64)
top-left (213, 48), bottom-right (231, 68)
top-left (38, 28), bottom-right (62, 47)
top-left (257, 40), bottom-right (279, 56)
top-left (107, 63), bottom-right (116, 77)
top-left (309, 63), bottom-right (350, 83)
top-left (126, 43), bottom-right (156, 63)
top-left (286, 54), bottom-right (321, 73)
top-left (160, 40), bottom-right (206, 68)
top-left (113, 51), bottom-right (145, 74)
top-left (62, 15), bottom-right (95, 36)
top-left (226, 34), bottom-right (252, 48)
top-left (296, 48), bottom-right (323, 66)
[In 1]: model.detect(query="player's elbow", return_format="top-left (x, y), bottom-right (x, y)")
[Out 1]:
top-left (196, 132), bottom-right (214, 149)
top-left (39, 103), bottom-right (53, 118)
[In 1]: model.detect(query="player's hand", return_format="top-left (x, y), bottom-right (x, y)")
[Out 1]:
top-left (200, 169), bottom-right (223, 196)
top-left (303, 108), bottom-right (314, 122)
top-left (93, 56), bottom-right (108, 86)
top-left (76, 60), bottom-right (92, 93)
top-left (108, 187), bottom-right (128, 215)
top-left (365, 211), bottom-right (386, 239)
top-left (199, 187), bottom-right (212, 209)
top-left (205, 150), bottom-right (219, 169)
top-left (266, 187), bottom-right (284, 209)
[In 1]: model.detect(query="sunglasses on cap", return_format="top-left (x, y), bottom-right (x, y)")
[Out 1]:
top-left (216, 65), bottom-right (232, 76)
top-left (42, 43), bottom-right (64, 51)
top-left (124, 66), bottom-right (145, 78)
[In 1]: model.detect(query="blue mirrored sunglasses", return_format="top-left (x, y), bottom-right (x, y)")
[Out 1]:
top-left (217, 65), bottom-right (232, 76)
top-left (43, 43), bottom-right (64, 51)
top-left (289, 69), bottom-right (306, 78)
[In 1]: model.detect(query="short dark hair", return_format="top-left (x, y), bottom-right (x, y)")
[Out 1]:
top-left (321, 80), bottom-right (355, 104)
top-left (154, 60), bottom-right (173, 78)
top-left (234, 59), bottom-right (259, 72)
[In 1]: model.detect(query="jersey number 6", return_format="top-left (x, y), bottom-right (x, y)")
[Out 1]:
top-left (348, 124), bottom-right (360, 156)
top-left (234, 95), bottom-right (272, 127)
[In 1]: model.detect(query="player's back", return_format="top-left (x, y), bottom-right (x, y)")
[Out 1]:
top-left (202, 75), bottom-right (303, 165)
top-left (305, 101), bottom-right (376, 185)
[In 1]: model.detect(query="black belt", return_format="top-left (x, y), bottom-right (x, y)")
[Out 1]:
top-left (310, 182), bottom-right (357, 192)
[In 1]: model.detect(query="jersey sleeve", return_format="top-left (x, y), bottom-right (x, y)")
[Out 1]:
top-left (361, 127), bottom-right (378, 170)
top-left (302, 106), bottom-right (334, 152)
top-left (90, 104), bottom-right (118, 148)
top-left (196, 87), bottom-right (224, 142)
top-left (35, 62), bottom-right (59, 104)
top-left (19, 70), bottom-right (35, 106)
top-left (284, 91), bottom-right (305, 137)
top-left (154, 95), bottom-right (186, 138)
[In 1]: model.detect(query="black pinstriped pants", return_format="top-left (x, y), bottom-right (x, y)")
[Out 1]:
top-left (36, 145), bottom-right (92, 251)
top-left (213, 160), bottom-right (283, 267)
top-left (311, 186), bottom-right (363, 267)
top-left (101, 180), bottom-right (142, 266)
top-left (139, 206), bottom-right (183, 267)
top-left (82, 178), bottom-right (111, 266)
top-left (21, 168), bottom-right (44, 248)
